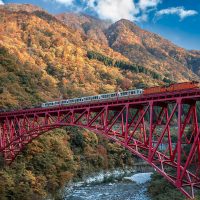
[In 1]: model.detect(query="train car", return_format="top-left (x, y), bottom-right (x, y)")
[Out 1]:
top-left (167, 81), bottom-right (199, 92)
top-left (143, 86), bottom-right (164, 95)
top-left (143, 81), bottom-right (199, 95)
top-left (41, 88), bottom-right (144, 108)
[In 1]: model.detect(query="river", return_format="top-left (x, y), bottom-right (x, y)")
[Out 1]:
top-left (63, 169), bottom-right (152, 200)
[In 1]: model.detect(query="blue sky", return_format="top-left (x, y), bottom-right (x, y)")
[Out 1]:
top-left (1, 0), bottom-right (200, 50)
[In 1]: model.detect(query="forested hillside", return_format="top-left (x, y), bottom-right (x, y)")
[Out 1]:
top-left (0, 7), bottom-right (167, 109)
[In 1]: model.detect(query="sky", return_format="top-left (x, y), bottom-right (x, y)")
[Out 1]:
top-left (1, 0), bottom-right (200, 50)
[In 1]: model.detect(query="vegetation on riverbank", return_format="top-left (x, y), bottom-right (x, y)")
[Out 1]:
top-left (148, 172), bottom-right (200, 200)
top-left (0, 127), bottom-right (136, 200)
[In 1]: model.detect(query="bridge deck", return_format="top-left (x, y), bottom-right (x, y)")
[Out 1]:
top-left (0, 88), bottom-right (200, 118)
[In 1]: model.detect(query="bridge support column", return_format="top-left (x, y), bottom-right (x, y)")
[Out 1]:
top-left (148, 101), bottom-right (154, 162)
top-left (176, 98), bottom-right (182, 188)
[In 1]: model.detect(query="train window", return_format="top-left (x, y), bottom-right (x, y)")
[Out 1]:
top-left (122, 92), bottom-right (128, 96)
top-left (131, 91), bottom-right (135, 95)
top-left (84, 97), bottom-right (91, 101)
top-left (69, 99), bottom-right (75, 103)
top-left (61, 100), bottom-right (68, 104)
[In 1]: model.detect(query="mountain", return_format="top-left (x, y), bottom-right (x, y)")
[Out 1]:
top-left (56, 13), bottom-right (110, 45)
top-left (0, 3), bottom-right (200, 109)
top-left (0, 4), bottom-right (144, 108)
top-left (57, 14), bottom-right (200, 80)
top-left (0, 3), bottom-right (43, 13)
top-left (106, 19), bottom-right (200, 76)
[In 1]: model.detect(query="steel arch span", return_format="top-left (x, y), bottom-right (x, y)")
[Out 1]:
top-left (1, 89), bottom-right (200, 199)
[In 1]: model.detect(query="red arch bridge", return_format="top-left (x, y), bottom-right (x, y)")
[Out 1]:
top-left (0, 89), bottom-right (200, 199)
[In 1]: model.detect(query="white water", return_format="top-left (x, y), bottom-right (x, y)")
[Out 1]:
top-left (63, 170), bottom-right (152, 200)
top-left (124, 172), bottom-right (153, 184)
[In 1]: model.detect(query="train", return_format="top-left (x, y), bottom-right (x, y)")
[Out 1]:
top-left (143, 81), bottom-right (199, 95)
top-left (41, 81), bottom-right (199, 108)
top-left (41, 89), bottom-right (144, 108)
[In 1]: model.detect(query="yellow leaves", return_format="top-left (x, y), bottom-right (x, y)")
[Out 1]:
top-left (82, 130), bottom-right (98, 145)
top-left (84, 145), bottom-right (96, 157)
top-left (41, 72), bottom-right (58, 87)
top-left (33, 181), bottom-right (47, 197)
top-left (107, 142), bottom-right (122, 153)
top-left (28, 140), bottom-right (45, 154)
top-left (101, 84), bottom-right (115, 93)
top-left (24, 170), bottom-right (36, 185)
top-left (0, 90), bottom-right (18, 108)
top-left (0, 171), bottom-right (14, 188)
top-left (59, 171), bottom-right (74, 186)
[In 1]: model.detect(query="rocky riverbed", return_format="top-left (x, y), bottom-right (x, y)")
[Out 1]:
top-left (63, 169), bottom-right (152, 200)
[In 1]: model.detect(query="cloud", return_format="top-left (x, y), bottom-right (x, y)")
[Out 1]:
top-left (86, 0), bottom-right (139, 22)
top-left (47, 0), bottom-right (74, 6)
top-left (0, 0), bottom-right (4, 5)
top-left (156, 7), bottom-right (198, 20)
top-left (137, 0), bottom-right (161, 22)
top-left (138, 0), bottom-right (161, 11)
top-left (85, 0), bottom-right (161, 22)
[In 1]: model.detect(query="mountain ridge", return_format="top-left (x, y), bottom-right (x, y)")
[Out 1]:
top-left (0, 3), bottom-right (200, 108)
top-left (55, 12), bottom-right (200, 79)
